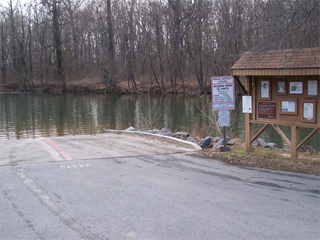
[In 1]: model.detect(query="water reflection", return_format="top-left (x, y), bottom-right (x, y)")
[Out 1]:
top-left (0, 93), bottom-right (319, 151)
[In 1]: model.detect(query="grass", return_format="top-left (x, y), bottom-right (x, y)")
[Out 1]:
top-left (202, 143), bottom-right (320, 176)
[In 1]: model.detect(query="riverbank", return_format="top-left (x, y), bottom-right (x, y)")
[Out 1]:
top-left (202, 143), bottom-right (320, 176)
top-left (1, 91), bottom-right (319, 175)
top-left (0, 79), bottom-right (208, 95)
top-left (111, 128), bottom-right (320, 176)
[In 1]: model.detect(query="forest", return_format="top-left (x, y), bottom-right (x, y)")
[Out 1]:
top-left (0, 0), bottom-right (319, 94)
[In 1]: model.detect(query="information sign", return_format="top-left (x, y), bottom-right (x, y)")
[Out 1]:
top-left (218, 110), bottom-right (230, 127)
top-left (211, 76), bottom-right (235, 111)
top-left (257, 101), bottom-right (277, 120)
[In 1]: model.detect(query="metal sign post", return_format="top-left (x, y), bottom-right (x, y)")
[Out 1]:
top-left (218, 110), bottom-right (230, 151)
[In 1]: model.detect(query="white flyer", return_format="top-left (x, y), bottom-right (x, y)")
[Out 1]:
top-left (303, 103), bottom-right (313, 120)
top-left (242, 96), bottom-right (252, 113)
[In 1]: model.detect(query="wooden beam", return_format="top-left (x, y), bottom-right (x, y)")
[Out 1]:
top-left (291, 126), bottom-right (299, 158)
top-left (250, 124), bottom-right (270, 143)
top-left (245, 113), bottom-right (252, 151)
top-left (233, 76), bottom-right (247, 95)
top-left (245, 76), bottom-right (252, 152)
top-left (271, 124), bottom-right (291, 147)
top-left (295, 128), bottom-right (320, 150)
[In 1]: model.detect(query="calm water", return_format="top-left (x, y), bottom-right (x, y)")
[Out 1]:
top-left (0, 93), bottom-right (319, 151)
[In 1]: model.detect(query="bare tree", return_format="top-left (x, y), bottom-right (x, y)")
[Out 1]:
top-left (62, 0), bottom-right (83, 77)
top-left (168, 0), bottom-right (184, 93)
top-left (42, 0), bottom-right (66, 91)
top-left (106, 0), bottom-right (116, 92)
top-left (0, 22), bottom-right (7, 84)
top-left (0, 0), bottom-right (318, 93)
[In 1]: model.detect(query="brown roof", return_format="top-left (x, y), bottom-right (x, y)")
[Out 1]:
top-left (231, 47), bottom-right (320, 70)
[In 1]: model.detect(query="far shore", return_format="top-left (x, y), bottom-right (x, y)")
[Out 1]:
top-left (0, 80), bottom-right (214, 95)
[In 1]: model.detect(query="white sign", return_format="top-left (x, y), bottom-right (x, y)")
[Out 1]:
top-left (242, 96), bottom-right (252, 113)
top-left (303, 103), bottom-right (314, 120)
top-left (211, 76), bottom-right (235, 111)
top-left (308, 80), bottom-right (318, 96)
top-left (218, 110), bottom-right (230, 127)
top-left (261, 81), bottom-right (269, 98)
top-left (281, 101), bottom-right (295, 112)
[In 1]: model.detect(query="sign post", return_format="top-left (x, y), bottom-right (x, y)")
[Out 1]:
top-left (218, 110), bottom-right (230, 150)
top-left (211, 76), bottom-right (235, 151)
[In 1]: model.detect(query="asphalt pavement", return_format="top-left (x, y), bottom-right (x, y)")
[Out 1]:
top-left (0, 133), bottom-right (319, 239)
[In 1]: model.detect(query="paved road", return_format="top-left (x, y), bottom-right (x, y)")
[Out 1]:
top-left (0, 133), bottom-right (319, 239)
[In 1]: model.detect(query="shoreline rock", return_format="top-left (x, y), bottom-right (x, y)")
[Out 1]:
top-left (121, 126), bottom-right (319, 154)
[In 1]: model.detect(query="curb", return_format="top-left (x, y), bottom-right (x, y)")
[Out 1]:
top-left (105, 130), bottom-right (202, 151)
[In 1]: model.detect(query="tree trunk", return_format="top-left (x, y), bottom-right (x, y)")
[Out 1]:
top-left (156, 18), bottom-right (165, 92)
top-left (106, 0), bottom-right (117, 93)
top-left (52, 0), bottom-right (66, 92)
top-left (168, 0), bottom-right (184, 93)
top-left (1, 24), bottom-right (6, 84)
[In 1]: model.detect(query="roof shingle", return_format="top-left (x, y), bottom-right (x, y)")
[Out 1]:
top-left (231, 47), bottom-right (320, 70)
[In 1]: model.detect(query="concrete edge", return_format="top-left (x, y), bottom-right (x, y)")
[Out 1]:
top-left (105, 130), bottom-right (203, 151)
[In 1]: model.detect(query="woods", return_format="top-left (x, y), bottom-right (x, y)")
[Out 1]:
top-left (0, 0), bottom-right (319, 93)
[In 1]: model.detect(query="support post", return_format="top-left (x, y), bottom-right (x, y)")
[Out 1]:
top-left (223, 127), bottom-right (227, 151)
top-left (291, 126), bottom-right (299, 159)
top-left (245, 76), bottom-right (252, 152)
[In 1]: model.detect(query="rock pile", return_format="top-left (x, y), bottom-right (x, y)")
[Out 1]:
top-left (124, 127), bottom-right (319, 153)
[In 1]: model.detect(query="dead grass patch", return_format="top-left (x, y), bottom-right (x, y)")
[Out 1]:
top-left (202, 143), bottom-right (320, 175)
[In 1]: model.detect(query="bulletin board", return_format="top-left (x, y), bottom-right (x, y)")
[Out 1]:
top-left (253, 77), bottom-right (320, 127)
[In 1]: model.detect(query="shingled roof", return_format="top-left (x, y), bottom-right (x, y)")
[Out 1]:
top-left (231, 47), bottom-right (320, 76)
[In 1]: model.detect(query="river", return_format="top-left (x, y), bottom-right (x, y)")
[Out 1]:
top-left (0, 93), bottom-right (319, 151)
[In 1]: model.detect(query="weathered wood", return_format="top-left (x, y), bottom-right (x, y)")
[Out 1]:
top-left (271, 124), bottom-right (291, 147)
top-left (291, 126), bottom-right (299, 158)
top-left (295, 128), bottom-right (320, 150)
top-left (233, 48), bottom-right (320, 159)
top-left (245, 76), bottom-right (253, 152)
top-left (232, 68), bottom-right (320, 76)
top-left (233, 75), bottom-right (247, 95)
top-left (250, 124), bottom-right (269, 143)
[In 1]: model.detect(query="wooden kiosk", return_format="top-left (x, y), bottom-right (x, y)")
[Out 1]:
top-left (231, 47), bottom-right (320, 158)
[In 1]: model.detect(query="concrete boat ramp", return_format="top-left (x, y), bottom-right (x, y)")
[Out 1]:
top-left (0, 131), bottom-right (201, 166)
top-left (1, 131), bottom-right (319, 239)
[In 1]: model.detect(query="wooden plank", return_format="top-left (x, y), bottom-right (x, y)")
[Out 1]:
top-left (271, 124), bottom-right (291, 146)
top-left (291, 126), bottom-right (299, 158)
top-left (311, 68), bottom-right (320, 75)
top-left (272, 69), bottom-right (276, 75)
top-left (267, 69), bottom-right (270, 75)
top-left (252, 77), bottom-right (256, 121)
top-left (250, 124), bottom-right (270, 143)
top-left (233, 76), bottom-right (247, 95)
top-left (245, 76), bottom-right (253, 152)
top-left (295, 128), bottom-right (320, 150)
top-left (252, 119), bottom-right (320, 128)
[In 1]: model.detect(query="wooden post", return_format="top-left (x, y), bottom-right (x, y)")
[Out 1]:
top-left (291, 126), bottom-right (299, 159)
top-left (245, 76), bottom-right (252, 152)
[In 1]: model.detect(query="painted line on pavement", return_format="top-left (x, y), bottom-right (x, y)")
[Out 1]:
top-left (40, 137), bottom-right (73, 160)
